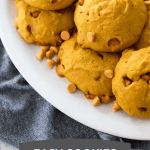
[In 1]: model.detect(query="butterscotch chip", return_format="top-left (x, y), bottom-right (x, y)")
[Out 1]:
top-left (141, 74), bottom-right (150, 82)
top-left (36, 52), bottom-right (45, 60)
top-left (41, 46), bottom-right (50, 53)
top-left (78, 0), bottom-right (84, 6)
top-left (124, 78), bottom-right (132, 87)
top-left (50, 46), bottom-right (58, 54)
top-left (47, 59), bottom-right (55, 69)
top-left (92, 96), bottom-right (101, 106)
top-left (84, 93), bottom-right (95, 100)
top-left (101, 95), bottom-right (112, 103)
top-left (104, 69), bottom-right (114, 79)
top-left (87, 32), bottom-right (95, 42)
top-left (31, 11), bottom-right (41, 18)
top-left (67, 83), bottom-right (76, 93)
top-left (61, 31), bottom-right (70, 41)
top-left (45, 50), bottom-right (55, 59)
top-left (113, 101), bottom-right (121, 112)
top-left (56, 64), bottom-right (65, 77)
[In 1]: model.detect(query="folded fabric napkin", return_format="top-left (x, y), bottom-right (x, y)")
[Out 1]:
top-left (0, 39), bottom-right (149, 150)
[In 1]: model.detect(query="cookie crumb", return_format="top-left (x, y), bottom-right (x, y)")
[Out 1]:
top-left (47, 59), bottom-right (55, 69)
top-left (67, 83), bottom-right (76, 93)
top-left (113, 101), bottom-right (121, 112)
top-left (92, 96), bottom-right (101, 106)
top-left (50, 46), bottom-right (58, 54)
top-left (41, 46), bottom-right (50, 53)
top-left (87, 32), bottom-right (95, 42)
top-left (104, 69), bottom-right (114, 78)
top-left (36, 52), bottom-right (45, 60)
top-left (61, 31), bottom-right (70, 41)
top-left (45, 50), bottom-right (55, 59)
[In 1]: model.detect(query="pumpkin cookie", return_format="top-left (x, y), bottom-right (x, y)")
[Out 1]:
top-left (135, 1), bottom-right (150, 49)
top-left (56, 37), bottom-right (120, 102)
top-left (24, 0), bottom-right (76, 10)
top-left (15, 0), bottom-right (75, 46)
top-left (112, 47), bottom-right (150, 118)
top-left (74, 0), bottom-right (147, 52)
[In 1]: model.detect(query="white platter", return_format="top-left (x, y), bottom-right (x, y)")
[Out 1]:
top-left (0, 0), bottom-right (150, 140)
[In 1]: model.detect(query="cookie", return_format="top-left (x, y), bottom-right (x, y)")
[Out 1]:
top-left (24, 0), bottom-right (76, 10)
top-left (112, 47), bottom-right (150, 118)
top-left (15, 0), bottom-right (75, 46)
top-left (135, 1), bottom-right (150, 49)
top-left (56, 37), bottom-right (120, 102)
top-left (74, 0), bottom-right (147, 52)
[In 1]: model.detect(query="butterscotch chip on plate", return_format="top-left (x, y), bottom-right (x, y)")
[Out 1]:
top-left (47, 59), bottom-right (55, 69)
top-left (15, 0), bottom-right (75, 46)
top-left (56, 37), bottom-right (120, 99)
top-left (112, 47), bottom-right (150, 118)
top-left (36, 52), bottom-right (45, 60)
top-left (92, 96), bottom-right (101, 106)
top-left (24, 0), bottom-right (76, 10)
top-left (74, 0), bottom-right (147, 52)
top-left (113, 101), bottom-right (121, 112)
top-left (41, 46), bottom-right (50, 53)
top-left (50, 46), bottom-right (58, 54)
top-left (67, 83), bottom-right (77, 93)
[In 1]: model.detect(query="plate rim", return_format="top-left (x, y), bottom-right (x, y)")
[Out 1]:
top-left (0, 0), bottom-right (150, 141)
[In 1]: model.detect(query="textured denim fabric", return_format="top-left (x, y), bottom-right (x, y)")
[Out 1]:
top-left (0, 39), bottom-right (149, 150)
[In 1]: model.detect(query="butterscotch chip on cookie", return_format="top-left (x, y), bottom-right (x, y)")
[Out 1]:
top-left (74, 0), bottom-right (147, 52)
top-left (24, 0), bottom-right (76, 10)
top-left (56, 37), bottom-right (120, 98)
top-left (15, 0), bottom-right (75, 46)
top-left (112, 47), bottom-right (150, 118)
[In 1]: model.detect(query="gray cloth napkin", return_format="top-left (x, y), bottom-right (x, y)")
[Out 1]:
top-left (0, 39), bottom-right (149, 150)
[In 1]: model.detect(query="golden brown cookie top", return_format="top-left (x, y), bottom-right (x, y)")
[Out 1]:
top-left (112, 47), bottom-right (150, 118)
top-left (24, 0), bottom-right (76, 10)
top-left (15, 0), bottom-right (75, 46)
top-left (74, 0), bottom-right (147, 52)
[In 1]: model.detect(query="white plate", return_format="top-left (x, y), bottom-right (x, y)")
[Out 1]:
top-left (0, 0), bottom-right (150, 141)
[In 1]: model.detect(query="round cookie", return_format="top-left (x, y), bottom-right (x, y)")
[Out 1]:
top-left (135, 2), bottom-right (150, 49)
top-left (112, 47), bottom-right (150, 118)
top-left (24, 0), bottom-right (76, 10)
top-left (74, 0), bottom-right (147, 52)
top-left (56, 37), bottom-right (120, 101)
top-left (15, 0), bottom-right (75, 46)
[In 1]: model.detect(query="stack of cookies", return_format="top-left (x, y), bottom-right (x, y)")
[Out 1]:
top-left (15, 0), bottom-right (150, 118)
